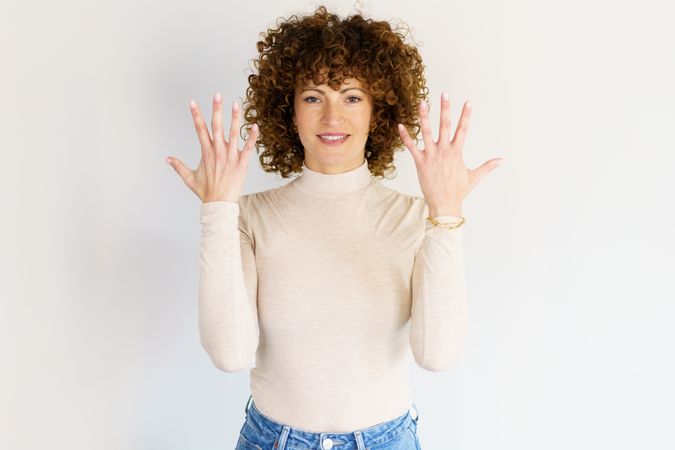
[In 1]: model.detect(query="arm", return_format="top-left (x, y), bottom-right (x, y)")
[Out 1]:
top-left (398, 94), bottom-right (499, 372)
top-left (409, 215), bottom-right (468, 372)
top-left (198, 200), bottom-right (259, 372)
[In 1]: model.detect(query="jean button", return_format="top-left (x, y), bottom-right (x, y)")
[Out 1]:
top-left (321, 438), bottom-right (334, 449)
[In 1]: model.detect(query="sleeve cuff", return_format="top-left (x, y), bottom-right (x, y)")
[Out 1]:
top-left (200, 200), bottom-right (239, 224)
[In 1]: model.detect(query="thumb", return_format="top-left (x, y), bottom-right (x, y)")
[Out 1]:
top-left (166, 156), bottom-right (193, 185)
top-left (476, 157), bottom-right (503, 178)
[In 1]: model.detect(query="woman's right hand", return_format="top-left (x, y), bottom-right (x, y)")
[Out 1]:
top-left (166, 92), bottom-right (258, 203)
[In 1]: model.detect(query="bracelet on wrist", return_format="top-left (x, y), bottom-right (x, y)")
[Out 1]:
top-left (426, 216), bottom-right (466, 230)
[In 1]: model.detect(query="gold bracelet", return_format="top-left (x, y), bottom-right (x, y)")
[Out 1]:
top-left (426, 216), bottom-right (466, 229)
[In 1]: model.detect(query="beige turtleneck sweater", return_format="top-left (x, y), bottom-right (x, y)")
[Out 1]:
top-left (198, 158), bottom-right (468, 432)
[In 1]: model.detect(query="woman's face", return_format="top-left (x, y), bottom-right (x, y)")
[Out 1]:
top-left (292, 75), bottom-right (373, 174)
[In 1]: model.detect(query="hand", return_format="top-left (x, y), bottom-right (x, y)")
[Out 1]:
top-left (397, 92), bottom-right (504, 216)
top-left (166, 93), bottom-right (258, 203)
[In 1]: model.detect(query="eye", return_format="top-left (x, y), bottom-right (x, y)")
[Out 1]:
top-left (303, 96), bottom-right (320, 103)
top-left (346, 96), bottom-right (362, 103)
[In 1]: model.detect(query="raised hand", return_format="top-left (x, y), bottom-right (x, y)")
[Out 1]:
top-left (166, 92), bottom-right (258, 203)
top-left (397, 92), bottom-right (504, 216)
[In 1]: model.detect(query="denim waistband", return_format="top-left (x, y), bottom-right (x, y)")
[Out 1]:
top-left (242, 395), bottom-right (419, 450)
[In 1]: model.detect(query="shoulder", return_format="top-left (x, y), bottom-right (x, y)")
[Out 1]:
top-left (238, 186), bottom-right (283, 207)
top-left (236, 186), bottom-right (285, 222)
top-left (372, 182), bottom-right (428, 216)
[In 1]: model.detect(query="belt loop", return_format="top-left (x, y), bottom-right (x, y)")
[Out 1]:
top-left (354, 430), bottom-right (366, 450)
top-left (410, 402), bottom-right (419, 424)
top-left (275, 425), bottom-right (290, 449)
top-left (244, 394), bottom-right (253, 417)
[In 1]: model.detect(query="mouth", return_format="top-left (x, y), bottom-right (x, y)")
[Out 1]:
top-left (317, 133), bottom-right (350, 146)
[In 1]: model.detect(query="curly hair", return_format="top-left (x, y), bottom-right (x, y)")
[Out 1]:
top-left (242, 5), bottom-right (429, 179)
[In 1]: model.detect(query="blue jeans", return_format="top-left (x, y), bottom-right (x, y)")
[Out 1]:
top-left (235, 395), bottom-right (422, 450)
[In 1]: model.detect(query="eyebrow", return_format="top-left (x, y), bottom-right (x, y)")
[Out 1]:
top-left (300, 87), bottom-right (367, 94)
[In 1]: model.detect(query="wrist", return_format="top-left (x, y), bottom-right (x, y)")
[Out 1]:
top-left (427, 204), bottom-right (463, 217)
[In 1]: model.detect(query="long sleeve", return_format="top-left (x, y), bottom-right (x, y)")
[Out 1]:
top-left (198, 200), bottom-right (259, 372)
top-left (409, 216), bottom-right (468, 372)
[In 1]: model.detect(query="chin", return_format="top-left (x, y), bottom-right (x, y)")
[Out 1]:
top-left (305, 148), bottom-right (361, 165)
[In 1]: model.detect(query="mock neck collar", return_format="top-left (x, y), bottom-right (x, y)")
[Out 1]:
top-left (291, 158), bottom-right (374, 198)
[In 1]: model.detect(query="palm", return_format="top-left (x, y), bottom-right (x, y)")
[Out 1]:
top-left (397, 92), bottom-right (503, 208)
top-left (165, 94), bottom-right (258, 203)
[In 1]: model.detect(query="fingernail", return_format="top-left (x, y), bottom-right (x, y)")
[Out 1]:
top-left (495, 159), bottom-right (504, 166)
top-left (466, 100), bottom-right (472, 109)
top-left (420, 101), bottom-right (428, 111)
top-left (165, 157), bottom-right (171, 165)
top-left (252, 123), bottom-right (258, 131)
top-left (214, 92), bottom-right (222, 102)
top-left (442, 91), bottom-right (449, 101)
top-left (233, 101), bottom-right (239, 112)
top-left (189, 99), bottom-right (196, 109)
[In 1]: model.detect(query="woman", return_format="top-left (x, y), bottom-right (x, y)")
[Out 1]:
top-left (167, 5), bottom-right (503, 449)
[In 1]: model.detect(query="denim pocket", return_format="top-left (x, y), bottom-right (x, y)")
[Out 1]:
top-left (235, 433), bottom-right (263, 450)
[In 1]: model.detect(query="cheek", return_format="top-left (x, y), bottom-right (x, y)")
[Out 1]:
top-left (357, 109), bottom-right (373, 132)
top-left (360, 102), bottom-right (373, 120)
top-left (294, 109), bottom-right (314, 128)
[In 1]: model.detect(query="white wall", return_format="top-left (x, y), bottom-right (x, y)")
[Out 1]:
top-left (1, 0), bottom-right (673, 449)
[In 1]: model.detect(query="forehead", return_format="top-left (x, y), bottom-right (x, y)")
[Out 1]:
top-left (295, 71), bottom-right (366, 90)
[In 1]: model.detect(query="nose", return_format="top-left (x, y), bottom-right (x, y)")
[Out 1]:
top-left (320, 101), bottom-right (344, 127)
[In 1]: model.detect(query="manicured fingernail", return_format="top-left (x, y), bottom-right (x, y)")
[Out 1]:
top-left (466, 100), bottom-right (472, 109)
top-left (442, 91), bottom-right (449, 101)
top-left (214, 92), bottom-right (222, 102)
top-left (165, 157), bottom-right (171, 165)
top-left (252, 123), bottom-right (258, 131)
top-left (189, 99), bottom-right (196, 109)
top-left (420, 101), bottom-right (428, 111)
top-left (233, 101), bottom-right (239, 112)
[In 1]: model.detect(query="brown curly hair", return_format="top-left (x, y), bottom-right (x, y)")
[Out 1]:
top-left (242, 5), bottom-right (429, 179)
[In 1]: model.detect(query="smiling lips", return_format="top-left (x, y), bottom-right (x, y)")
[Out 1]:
top-left (317, 133), bottom-right (350, 146)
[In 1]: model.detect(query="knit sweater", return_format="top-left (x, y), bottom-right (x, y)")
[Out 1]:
top-left (198, 158), bottom-right (468, 432)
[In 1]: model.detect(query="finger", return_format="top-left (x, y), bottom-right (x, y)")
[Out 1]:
top-left (190, 99), bottom-right (213, 160)
top-left (469, 158), bottom-right (503, 186)
top-left (398, 123), bottom-right (423, 165)
top-left (211, 93), bottom-right (225, 149)
top-left (451, 100), bottom-right (472, 151)
top-left (437, 91), bottom-right (452, 144)
top-left (166, 156), bottom-right (193, 186)
top-left (240, 123), bottom-right (259, 165)
top-left (419, 100), bottom-right (435, 150)
top-left (227, 101), bottom-right (241, 159)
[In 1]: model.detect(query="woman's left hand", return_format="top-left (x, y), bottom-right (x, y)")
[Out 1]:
top-left (398, 92), bottom-right (504, 216)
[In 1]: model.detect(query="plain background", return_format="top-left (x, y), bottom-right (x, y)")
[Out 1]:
top-left (1, 0), bottom-right (674, 449)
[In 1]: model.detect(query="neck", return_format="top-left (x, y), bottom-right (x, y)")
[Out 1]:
top-left (292, 158), bottom-right (374, 198)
